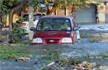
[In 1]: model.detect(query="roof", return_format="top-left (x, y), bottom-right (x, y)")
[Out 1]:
top-left (41, 15), bottom-right (73, 19)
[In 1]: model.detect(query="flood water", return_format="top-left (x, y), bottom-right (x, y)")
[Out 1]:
top-left (1, 30), bottom-right (108, 70)
top-left (1, 41), bottom-right (108, 70)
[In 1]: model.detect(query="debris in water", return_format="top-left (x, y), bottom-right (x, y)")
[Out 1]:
top-left (16, 57), bottom-right (30, 62)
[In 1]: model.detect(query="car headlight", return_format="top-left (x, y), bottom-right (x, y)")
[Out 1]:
top-left (32, 38), bottom-right (42, 43)
top-left (62, 37), bottom-right (72, 43)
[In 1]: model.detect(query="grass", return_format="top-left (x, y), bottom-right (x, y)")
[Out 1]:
top-left (85, 33), bottom-right (99, 43)
top-left (40, 51), bottom-right (62, 61)
top-left (93, 66), bottom-right (100, 69)
top-left (102, 53), bottom-right (108, 57)
top-left (11, 43), bottom-right (30, 46)
top-left (0, 45), bottom-right (39, 61)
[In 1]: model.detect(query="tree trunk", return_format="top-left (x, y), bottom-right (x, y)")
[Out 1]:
top-left (0, 17), bottom-right (2, 42)
top-left (0, 28), bottom-right (2, 42)
top-left (9, 0), bottom-right (28, 32)
top-left (72, 4), bottom-right (76, 20)
top-left (9, 10), bottom-right (14, 32)
top-left (46, 3), bottom-right (57, 15)
top-left (36, 7), bottom-right (38, 12)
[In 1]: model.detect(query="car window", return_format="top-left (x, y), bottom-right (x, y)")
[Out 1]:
top-left (23, 16), bottom-right (41, 21)
top-left (33, 16), bottom-right (41, 21)
top-left (36, 18), bottom-right (71, 31)
top-left (22, 14), bottom-right (44, 21)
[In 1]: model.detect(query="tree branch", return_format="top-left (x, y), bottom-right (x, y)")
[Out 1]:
top-left (9, 0), bottom-right (28, 32)
top-left (46, 3), bottom-right (50, 15)
top-left (46, 3), bottom-right (57, 15)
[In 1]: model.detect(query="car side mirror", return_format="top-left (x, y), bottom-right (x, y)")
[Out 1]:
top-left (77, 24), bottom-right (80, 28)
top-left (30, 27), bottom-right (35, 32)
top-left (73, 27), bottom-right (78, 31)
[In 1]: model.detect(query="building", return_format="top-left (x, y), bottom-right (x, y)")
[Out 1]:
top-left (55, 1), bottom-right (108, 24)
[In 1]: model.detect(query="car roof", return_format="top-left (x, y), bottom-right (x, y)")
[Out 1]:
top-left (41, 15), bottom-right (74, 19)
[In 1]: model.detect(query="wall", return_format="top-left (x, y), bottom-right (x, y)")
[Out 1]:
top-left (97, 5), bottom-right (105, 22)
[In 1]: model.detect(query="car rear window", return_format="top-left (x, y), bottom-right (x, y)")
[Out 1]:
top-left (23, 15), bottom-right (41, 21)
top-left (22, 14), bottom-right (45, 21)
top-left (36, 18), bottom-right (71, 31)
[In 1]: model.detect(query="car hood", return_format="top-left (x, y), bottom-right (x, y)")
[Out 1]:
top-left (34, 31), bottom-right (72, 38)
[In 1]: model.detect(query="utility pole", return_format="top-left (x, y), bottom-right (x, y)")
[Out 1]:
top-left (28, 0), bottom-right (34, 44)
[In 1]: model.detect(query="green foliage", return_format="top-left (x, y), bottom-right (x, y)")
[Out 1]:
top-left (16, 16), bottom-right (25, 23)
top-left (53, 51), bottom-right (61, 61)
top-left (0, 0), bottom-right (23, 16)
top-left (0, 0), bottom-right (7, 15)
top-left (89, 39), bottom-right (98, 43)
top-left (41, 51), bottom-right (62, 61)
top-left (13, 43), bottom-right (30, 46)
top-left (102, 53), bottom-right (108, 57)
top-left (86, 33), bottom-right (88, 36)
top-left (11, 17), bottom-right (26, 43)
top-left (11, 24), bottom-right (26, 43)
top-left (31, 0), bottom-right (97, 9)
top-left (0, 46), bottom-right (33, 61)
top-left (60, 59), bottom-right (65, 63)
top-left (86, 33), bottom-right (98, 43)
top-left (0, 0), bottom-right (23, 30)
top-left (74, 60), bottom-right (82, 64)
top-left (86, 54), bottom-right (91, 62)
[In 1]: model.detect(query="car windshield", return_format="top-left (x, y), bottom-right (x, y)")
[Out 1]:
top-left (36, 18), bottom-right (71, 31)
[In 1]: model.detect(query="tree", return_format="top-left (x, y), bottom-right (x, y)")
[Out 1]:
top-left (0, 0), bottom-right (24, 42)
top-left (9, 0), bottom-right (27, 31)
top-left (31, 0), bottom-right (94, 16)
top-left (0, 0), bottom-right (8, 42)
top-left (0, 0), bottom-right (98, 42)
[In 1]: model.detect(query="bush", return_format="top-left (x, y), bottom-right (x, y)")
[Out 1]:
top-left (10, 17), bottom-right (26, 43)
top-left (11, 24), bottom-right (26, 43)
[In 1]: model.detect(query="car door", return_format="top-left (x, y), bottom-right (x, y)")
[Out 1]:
top-left (72, 19), bottom-right (78, 43)
top-left (73, 19), bottom-right (80, 40)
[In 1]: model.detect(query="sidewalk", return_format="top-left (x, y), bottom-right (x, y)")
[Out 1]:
top-left (79, 22), bottom-right (108, 25)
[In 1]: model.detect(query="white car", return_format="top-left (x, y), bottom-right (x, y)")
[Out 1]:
top-left (20, 13), bottom-right (45, 33)
top-left (76, 30), bottom-right (80, 40)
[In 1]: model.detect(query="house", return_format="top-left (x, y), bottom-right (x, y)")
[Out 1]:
top-left (52, 1), bottom-right (108, 24)
top-left (75, 1), bottom-right (108, 24)
top-left (4, 7), bottom-right (38, 27)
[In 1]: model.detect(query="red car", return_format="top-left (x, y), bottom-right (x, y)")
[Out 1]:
top-left (30, 15), bottom-right (79, 45)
